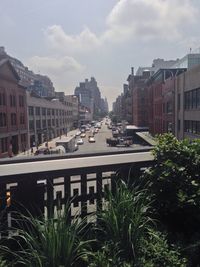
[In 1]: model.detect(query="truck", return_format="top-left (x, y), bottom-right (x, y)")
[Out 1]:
top-left (55, 135), bottom-right (76, 152)
top-left (106, 137), bottom-right (132, 147)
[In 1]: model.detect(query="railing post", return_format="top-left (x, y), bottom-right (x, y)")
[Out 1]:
top-left (46, 177), bottom-right (54, 218)
top-left (0, 182), bottom-right (8, 237)
top-left (64, 175), bottom-right (71, 221)
top-left (81, 173), bottom-right (87, 218)
top-left (96, 172), bottom-right (103, 212)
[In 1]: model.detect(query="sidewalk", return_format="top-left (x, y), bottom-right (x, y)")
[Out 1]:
top-left (17, 128), bottom-right (78, 157)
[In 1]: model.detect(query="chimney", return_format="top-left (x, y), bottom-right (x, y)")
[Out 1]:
top-left (131, 67), bottom-right (134, 75)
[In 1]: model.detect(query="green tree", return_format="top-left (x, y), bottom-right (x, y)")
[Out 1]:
top-left (144, 133), bottom-right (200, 264)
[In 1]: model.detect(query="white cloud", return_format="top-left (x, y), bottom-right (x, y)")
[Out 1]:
top-left (104, 0), bottom-right (197, 42)
top-left (45, 25), bottom-right (101, 54)
top-left (26, 55), bottom-right (84, 76)
top-left (43, 0), bottom-right (198, 54)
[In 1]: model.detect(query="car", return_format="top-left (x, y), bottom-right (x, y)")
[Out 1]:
top-left (80, 133), bottom-right (86, 138)
top-left (94, 128), bottom-right (99, 134)
top-left (88, 136), bottom-right (95, 143)
top-left (75, 131), bottom-right (81, 136)
top-left (77, 138), bottom-right (84, 145)
top-left (34, 147), bottom-right (50, 155)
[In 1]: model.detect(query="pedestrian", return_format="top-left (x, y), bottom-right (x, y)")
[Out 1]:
top-left (31, 147), bottom-right (33, 154)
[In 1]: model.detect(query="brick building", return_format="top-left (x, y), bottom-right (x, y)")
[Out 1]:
top-left (0, 59), bottom-right (28, 158)
top-left (147, 69), bottom-right (186, 136)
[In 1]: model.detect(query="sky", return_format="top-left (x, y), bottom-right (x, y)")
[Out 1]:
top-left (1, 0), bottom-right (200, 109)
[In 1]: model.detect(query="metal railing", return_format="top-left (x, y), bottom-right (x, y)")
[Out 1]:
top-left (0, 149), bottom-right (154, 234)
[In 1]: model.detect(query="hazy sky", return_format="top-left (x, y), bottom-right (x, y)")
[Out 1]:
top-left (1, 0), bottom-right (200, 109)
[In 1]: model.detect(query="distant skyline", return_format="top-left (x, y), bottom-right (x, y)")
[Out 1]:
top-left (1, 0), bottom-right (200, 109)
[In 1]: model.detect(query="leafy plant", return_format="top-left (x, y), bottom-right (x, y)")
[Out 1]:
top-left (1, 203), bottom-right (91, 267)
top-left (95, 180), bottom-right (153, 263)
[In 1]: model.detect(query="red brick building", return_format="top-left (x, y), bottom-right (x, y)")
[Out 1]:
top-left (0, 59), bottom-right (28, 158)
top-left (147, 69), bottom-right (186, 136)
top-left (132, 71), bottom-right (150, 127)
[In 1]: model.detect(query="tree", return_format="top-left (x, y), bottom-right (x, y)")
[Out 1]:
top-left (144, 134), bottom-right (200, 265)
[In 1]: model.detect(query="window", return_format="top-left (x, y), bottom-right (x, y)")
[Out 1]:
top-left (192, 89), bottom-right (197, 109)
top-left (29, 120), bottom-right (34, 130)
top-left (20, 113), bottom-right (25, 125)
top-left (29, 106), bottom-right (34, 116)
top-left (166, 102), bottom-right (172, 114)
top-left (42, 120), bottom-right (46, 128)
top-left (19, 95), bottom-right (24, 107)
top-left (197, 88), bottom-right (200, 108)
top-left (1, 137), bottom-right (8, 153)
top-left (0, 113), bottom-right (7, 127)
top-left (184, 120), bottom-right (200, 135)
top-left (42, 108), bottom-right (46, 116)
top-left (11, 113), bottom-right (17, 126)
top-left (36, 107), bottom-right (40, 116)
top-left (0, 92), bottom-right (6, 106)
top-left (10, 94), bottom-right (16, 107)
top-left (36, 120), bottom-right (41, 129)
top-left (184, 88), bottom-right (200, 110)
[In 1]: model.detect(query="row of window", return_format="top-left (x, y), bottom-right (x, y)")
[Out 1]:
top-left (29, 117), bottom-right (72, 130)
top-left (0, 112), bottom-right (25, 127)
top-left (185, 88), bottom-right (200, 110)
top-left (184, 120), bottom-right (200, 135)
top-left (0, 93), bottom-right (25, 107)
top-left (29, 107), bottom-right (71, 116)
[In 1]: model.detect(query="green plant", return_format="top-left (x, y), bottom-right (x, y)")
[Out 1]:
top-left (95, 180), bottom-right (153, 263)
top-left (2, 203), bottom-right (91, 267)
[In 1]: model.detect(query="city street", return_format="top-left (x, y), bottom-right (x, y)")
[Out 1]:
top-left (74, 121), bottom-right (141, 154)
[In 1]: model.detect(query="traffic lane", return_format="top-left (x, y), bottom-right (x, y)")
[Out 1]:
top-left (74, 124), bottom-right (138, 153)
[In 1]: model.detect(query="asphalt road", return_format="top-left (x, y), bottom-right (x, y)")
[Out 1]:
top-left (74, 122), bottom-right (140, 154)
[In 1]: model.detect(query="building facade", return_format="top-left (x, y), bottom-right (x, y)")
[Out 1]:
top-left (0, 59), bottom-right (28, 158)
top-left (27, 92), bottom-right (70, 147)
top-left (175, 65), bottom-right (200, 140)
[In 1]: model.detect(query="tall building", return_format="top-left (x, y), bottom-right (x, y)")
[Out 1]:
top-left (74, 77), bottom-right (104, 119)
top-left (74, 81), bottom-right (93, 117)
top-left (175, 65), bottom-right (200, 140)
top-left (172, 53), bottom-right (200, 69)
top-left (147, 68), bottom-right (186, 136)
top-left (0, 59), bottom-right (28, 157)
top-left (0, 46), bottom-right (55, 98)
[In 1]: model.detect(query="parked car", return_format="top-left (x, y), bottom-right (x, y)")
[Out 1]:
top-left (80, 133), bottom-right (86, 138)
top-left (88, 136), bottom-right (95, 143)
top-left (34, 147), bottom-right (50, 155)
top-left (75, 131), bottom-right (81, 136)
top-left (77, 138), bottom-right (84, 145)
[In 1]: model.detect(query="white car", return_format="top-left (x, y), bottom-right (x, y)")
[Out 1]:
top-left (77, 138), bottom-right (84, 145)
top-left (80, 133), bottom-right (86, 138)
top-left (88, 136), bottom-right (95, 143)
top-left (75, 131), bottom-right (81, 136)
